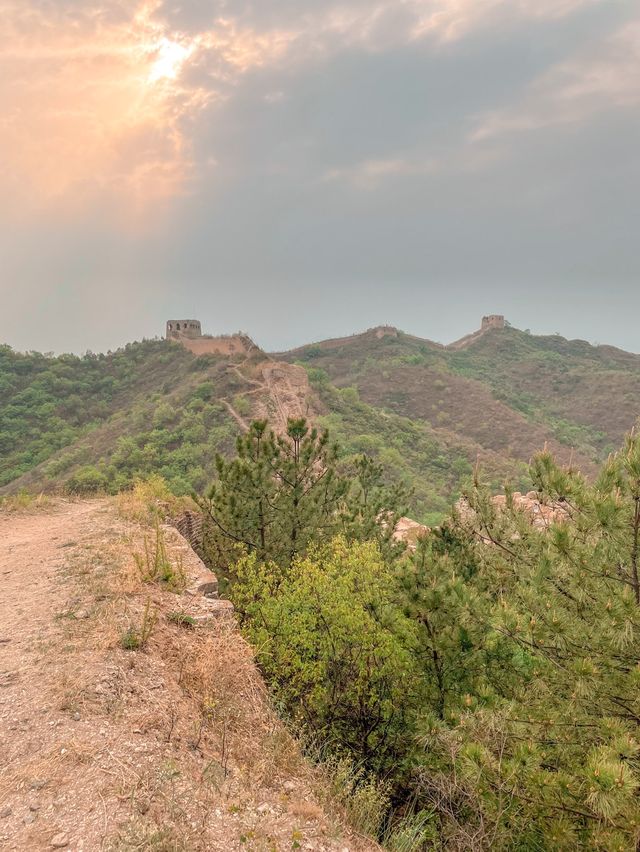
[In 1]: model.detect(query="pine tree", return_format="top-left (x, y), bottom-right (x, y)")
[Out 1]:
top-left (416, 433), bottom-right (640, 847)
top-left (197, 417), bottom-right (409, 576)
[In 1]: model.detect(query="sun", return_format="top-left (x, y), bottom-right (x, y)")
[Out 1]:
top-left (148, 37), bottom-right (194, 83)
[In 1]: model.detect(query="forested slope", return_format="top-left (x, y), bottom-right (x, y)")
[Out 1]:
top-left (3, 323), bottom-right (640, 523)
top-left (283, 326), bottom-right (640, 515)
top-left (0, 341), bottom-right (241, 495)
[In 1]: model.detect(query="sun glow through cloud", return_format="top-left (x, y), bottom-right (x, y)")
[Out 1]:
top-left (0, 0), bottom-right (636, 226)
top-left (148, 37), bottom-right (194, 83)
top-left (0, 0), bottom-right (302, 221)
top-left (0, 1), bottom-right (209, 218)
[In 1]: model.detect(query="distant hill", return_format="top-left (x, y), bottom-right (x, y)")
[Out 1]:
top-left (2, 320), bottom-right (640, 523)
top-left (279, 322), bottom-right (640, 520)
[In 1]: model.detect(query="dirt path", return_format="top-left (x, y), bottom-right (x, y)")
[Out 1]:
top-left (0, 500), bottom-right (376, 852)
top-left (0, 500), bottom-right (120, 850)
top-left (0, 500), bottom-right (100, 680)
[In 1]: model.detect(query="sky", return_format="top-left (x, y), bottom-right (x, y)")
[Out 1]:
top-left (1, 0), bottom-right (639, 354)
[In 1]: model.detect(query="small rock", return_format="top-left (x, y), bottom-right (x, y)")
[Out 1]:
top-left (30, 780), bottom-right (47, 790)
top-left (0, 806), bottom-right (11, 818)
top-left (283, 781), bottom-right (295, 793)
top-left (23, 813), bottom-right (35, 825)
top-left (75, 609), bottom-right (89, 620)
top-left (51, 834), bottom-right (69, 848)
top-left (29, 803), bottom-right (40, 812)
top-left (256, 803), bottom-right (270, 814)
top-left (72, 712), bottom-right (81, 722)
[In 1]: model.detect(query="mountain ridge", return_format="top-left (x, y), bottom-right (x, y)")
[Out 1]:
top-left (2, 320), bottom-right (639, 522)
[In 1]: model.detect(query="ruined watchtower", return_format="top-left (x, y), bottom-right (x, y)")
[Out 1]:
top-left (165, 319), bottom-right (258, 357)
top-left (166, 320), bottom-right (202, 341)
top-left (481, 315), bottom-right (505, 331)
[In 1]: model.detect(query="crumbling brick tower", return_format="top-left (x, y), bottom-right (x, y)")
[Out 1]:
top-left (481, 315), bottom-right (505, 331)
top-left (166, 320), bottom-right (202, 341)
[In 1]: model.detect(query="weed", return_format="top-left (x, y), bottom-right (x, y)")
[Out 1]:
top-left (134, 524), bottom-right (186, 591)
top-left (382, 809), bottom-right (438, 851)
top-left (167, 611), bottom-right (196, 629)
top-left (316, 752), bottom-right (390, 839)
top-left (120, 628), bottom-right (141, 651)
top-left (107, 820), bottom-right (189, 851)
top-left (120, 599), bottom-right (158, 651)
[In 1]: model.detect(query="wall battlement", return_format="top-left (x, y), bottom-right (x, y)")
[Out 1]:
top-left (166, 320), bottom-right (202, 340)
top-left (166, 319), bottom-right (257, 357)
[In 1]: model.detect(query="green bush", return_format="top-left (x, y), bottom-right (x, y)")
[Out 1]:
top-left (65, 465), bottom-right (108, 494)
top-left (232, 537), bottom-right (421, 771)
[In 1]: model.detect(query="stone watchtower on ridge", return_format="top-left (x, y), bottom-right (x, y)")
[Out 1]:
top-left (481, 315), bottom-right (505, 331)
top-left (166, 320), bottom-right (202, 341)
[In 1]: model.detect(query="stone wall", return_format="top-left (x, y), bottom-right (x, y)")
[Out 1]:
top-left (178, 335), bottom-right (256, 357)
top-left (165, 319), bottom-right (257, 357)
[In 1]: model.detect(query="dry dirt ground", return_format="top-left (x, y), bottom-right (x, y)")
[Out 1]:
top-left (0, 499), bottom-right (377, 852)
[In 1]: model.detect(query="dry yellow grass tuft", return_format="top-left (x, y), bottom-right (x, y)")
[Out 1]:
top-left (0, 491), bottom-right (52, 513)
top-left (115, 474), bottom-right (192, 525)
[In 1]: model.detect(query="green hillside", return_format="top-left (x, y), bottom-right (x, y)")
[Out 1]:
top-left (283, 325), bottom-right (640, 516)
top-left (2, 324), bottom-right (640, 523)
top-left (0, 340), bottom-right (240, 496)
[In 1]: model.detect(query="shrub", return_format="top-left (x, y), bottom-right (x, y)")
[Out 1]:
top-left (116, 474), bottom-right (186, 524)
top-left (231, 537), bottom-right (421, 772)
top-left (65, 465), bottom-right (108, 494)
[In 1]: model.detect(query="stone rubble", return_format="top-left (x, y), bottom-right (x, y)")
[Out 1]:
top-left (392, 516), bottom-right (430, 549)
top-left (457, 491), bottom-right (570, 532)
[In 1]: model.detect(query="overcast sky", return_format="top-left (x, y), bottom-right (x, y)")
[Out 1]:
top-left (1, 0), bottom-right (639, 354)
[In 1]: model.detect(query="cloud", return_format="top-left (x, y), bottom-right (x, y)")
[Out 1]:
top-left (409, 0), bottom-right (602, 42)
top-left (0, 0), bottom-right (296, 219)
top-left (1, 0), bottom-right (639, 355)
top-left (472, 20), bottom-right (640, 141)
top-left (157, 0), bottom-right (604, 50)
top-left (0, 0), bottom-right (629, 220)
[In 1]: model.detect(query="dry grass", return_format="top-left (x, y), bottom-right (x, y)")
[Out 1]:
top-left (115, 475), bottom-right (192, 526)
top-left (0, 491), bottom-right (52, 513)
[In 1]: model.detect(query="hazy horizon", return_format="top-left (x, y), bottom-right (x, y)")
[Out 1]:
top-left (1, 0), bottom-right (639, 356)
